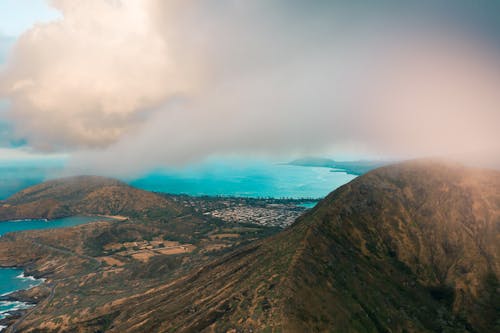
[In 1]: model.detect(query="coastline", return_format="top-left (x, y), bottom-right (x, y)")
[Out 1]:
top-left (0, 269), bottom-right (44, 330)
top-left (0, 215), bottom-right (125, 330)
top-left (0, 214), bottom-right (124, 331)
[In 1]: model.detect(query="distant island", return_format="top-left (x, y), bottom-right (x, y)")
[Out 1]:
top-left (288, 157), bottom-right (390, 175)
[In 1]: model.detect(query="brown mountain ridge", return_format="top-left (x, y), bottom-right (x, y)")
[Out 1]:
top-left (93, 161), bottom-right (500, 332)
top-left (0, 175), bottom-right (182, 221)
top-left (1, 161), bottom-right (499, 332)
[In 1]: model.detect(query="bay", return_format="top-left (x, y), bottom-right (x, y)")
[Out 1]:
top-left (0, 216), bottom-right (108, 237)
top-left (130, 162), bottom-right (357, 199)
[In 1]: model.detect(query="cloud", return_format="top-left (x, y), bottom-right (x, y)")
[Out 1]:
top-left (0, 147), bottom-right (65, 164)
top-left (1, 0), bottom-right (499, 174)
top-left (0, 0), bottom-right (191, 150)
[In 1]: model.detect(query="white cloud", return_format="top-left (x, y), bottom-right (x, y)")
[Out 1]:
top-left (0, 1), bottom-right (499, 174)
top-left (0, 0), bottom-right (193, 149)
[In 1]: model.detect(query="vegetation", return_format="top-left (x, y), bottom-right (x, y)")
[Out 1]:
top-left (0, 161), bottom-right (498, 332)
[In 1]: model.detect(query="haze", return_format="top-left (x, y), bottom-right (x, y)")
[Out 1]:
top-left (0, 0), bottom-right (499, 175)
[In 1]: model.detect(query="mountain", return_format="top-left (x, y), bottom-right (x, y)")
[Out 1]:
top-left (0, 176), bottom-right (182, 221)
top-left (289, 157), bottom-right (388, 175)
top-left (2, 161), bottom-right (498, 332)
top-left (94, 160), bottom-right (498, 332)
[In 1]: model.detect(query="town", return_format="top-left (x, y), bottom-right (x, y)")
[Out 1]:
top-left (167, 195), bottom-right (318, 228)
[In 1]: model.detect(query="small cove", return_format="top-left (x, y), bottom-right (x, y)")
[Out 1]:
top-left (0, 216), bottom-right (111, 326)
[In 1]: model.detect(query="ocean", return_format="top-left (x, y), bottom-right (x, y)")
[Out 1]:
top-left (129, 161), bottom-right (356, 199)
top-left (1, 160), bottom-right (357, 200)
top-left (0, 268), bottom-right (42, 321)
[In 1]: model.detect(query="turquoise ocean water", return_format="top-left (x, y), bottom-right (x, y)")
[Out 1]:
top-left (129, 162), bottom-right (356, 199)
top-left (0, 268), bottom-right (42, 321)
top-left (1, 160), bottom-right (357, 200)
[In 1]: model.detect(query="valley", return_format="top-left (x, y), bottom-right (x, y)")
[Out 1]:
top-left (0, 161), bottom-right (497, 332)
top-left (0, 179), bottom-right (292, 331)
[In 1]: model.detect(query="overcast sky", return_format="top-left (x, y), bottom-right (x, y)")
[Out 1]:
top-left (0, 0), bottom-right (499, 175)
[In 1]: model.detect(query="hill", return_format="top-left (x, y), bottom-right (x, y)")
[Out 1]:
top-left (0, 176), bottom-right (182, 220)
top-left (1, 161), bottom-right (498, 332)
top-left (97, 161), bottom-right (499, 332)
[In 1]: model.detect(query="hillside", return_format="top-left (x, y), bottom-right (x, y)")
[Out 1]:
top-left (0, 176), bottom-right (182, 220)
top-left (91, 161), bottom-right (499, 332)
top-left (2, 161), bottom-right (499, 332)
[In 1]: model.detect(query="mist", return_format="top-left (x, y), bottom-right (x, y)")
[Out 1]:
top-left (0, 0), bottom-right (499, 175)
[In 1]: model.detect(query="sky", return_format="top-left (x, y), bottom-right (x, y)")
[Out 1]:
top-left (0, 0), bottom-right (62, 162)
top-left (0, 0), bottom-right (499, 176)
top-left (0, 0), bottom-right (61, 36)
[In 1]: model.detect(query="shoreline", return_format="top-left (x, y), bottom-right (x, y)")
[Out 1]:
top-left (0, 269), bottom-right (45, 329)
top-left (0, 215), bottom-right (120, 330)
